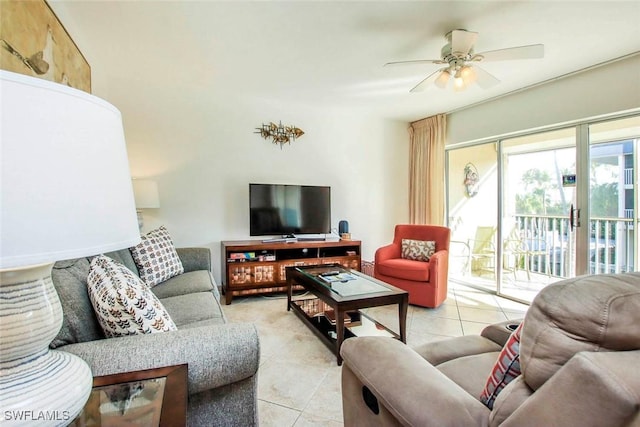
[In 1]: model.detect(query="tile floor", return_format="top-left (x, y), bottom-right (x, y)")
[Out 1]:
top-left (223, 282), bottom-right (529, 427)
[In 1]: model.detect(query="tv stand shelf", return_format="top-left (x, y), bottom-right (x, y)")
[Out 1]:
top-left (221, 239), bottom-right (361, 305)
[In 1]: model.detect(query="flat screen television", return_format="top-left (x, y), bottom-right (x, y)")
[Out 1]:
top-left (249, 183), bottom-right (331, 236)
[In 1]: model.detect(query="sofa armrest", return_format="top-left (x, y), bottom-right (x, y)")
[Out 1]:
top-left (415, 320), bottom-right (521, 365)
top-left (177, 247), bottom-right (212, 273)
top-left (59, 322), bottom-right (259, 396)
top-left (374, 243), bottom-right (400, 264)
top-left (341, 337), bottom-right (490, 426)
top-left (413, 335), bottom-right (502, 366)
top-left (481, 319), bottom-right (523, 347)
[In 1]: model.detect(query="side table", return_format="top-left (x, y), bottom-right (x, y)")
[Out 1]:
top-left (70, 364), bottom-right (187, 427)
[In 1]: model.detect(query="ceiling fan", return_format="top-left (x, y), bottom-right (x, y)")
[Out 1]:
top-left (385, 29), bottom-right (544, 92)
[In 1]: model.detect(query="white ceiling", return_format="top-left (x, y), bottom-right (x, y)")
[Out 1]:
top-left (50, 1), bottom-right (640, 122)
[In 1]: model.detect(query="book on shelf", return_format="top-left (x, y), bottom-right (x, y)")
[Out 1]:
top-left (227, 251), bottom-right (276, 263)
top-left (323, 309), bottom-right (352, 325)
top-left (295, 298), bottom-right (327, 318)
top-left (229, 252), bottom-right (256, 259)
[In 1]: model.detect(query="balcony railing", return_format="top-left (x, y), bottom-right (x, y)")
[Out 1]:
top-left (515, 214), bottom-right (635, 276)
top-left (625, 167), bottom-right (633, 186)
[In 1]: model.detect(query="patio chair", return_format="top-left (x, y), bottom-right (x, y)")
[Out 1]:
top-left (468, 226), bottom-right (497, 277)
top-left (503, 231), bottom-right (550, 280)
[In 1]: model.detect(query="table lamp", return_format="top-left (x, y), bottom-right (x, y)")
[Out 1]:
top-left (0, 71), bottom-right (141, 426)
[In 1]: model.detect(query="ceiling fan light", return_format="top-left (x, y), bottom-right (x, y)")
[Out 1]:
top-left (434, 70), bottom-right (450, 88)
top-left (453, 75), bottom-right (467, 92)
top-left (460, 65), bottom-right (477, 85)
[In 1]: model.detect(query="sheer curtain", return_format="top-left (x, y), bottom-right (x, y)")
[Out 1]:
top-left (408, 114), bottom-right (446, 225)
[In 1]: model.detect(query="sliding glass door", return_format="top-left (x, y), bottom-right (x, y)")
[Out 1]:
top-left (446, 113), bottom-right (639, 303)
top-left (588, 116), bottom-right (640, 275)
top-left (499, 129), bottom-right (577, 301)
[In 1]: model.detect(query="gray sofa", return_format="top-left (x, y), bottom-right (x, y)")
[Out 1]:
top-left (50, 247), bottom-right (260, 427)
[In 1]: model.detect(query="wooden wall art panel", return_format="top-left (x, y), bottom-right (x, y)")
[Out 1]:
top-left (0, 0), bottom-right (91, 92)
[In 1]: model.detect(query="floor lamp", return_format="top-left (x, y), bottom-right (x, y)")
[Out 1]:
top-left (0, 71), bottom-right (141, 426)
top-left (132, 179), bottom-right (160, 231)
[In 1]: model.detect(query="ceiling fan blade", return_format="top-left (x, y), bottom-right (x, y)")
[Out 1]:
top-left (450, 29), bottom-right (478, 56)
top-left (475, 44), bottom-right (544, 62)
top-left (473, 65), bottom-right (500, 89)
top-left (410, 68), bottom-right (448, 92)
top-left (384, 59), bottom-right (446, 67)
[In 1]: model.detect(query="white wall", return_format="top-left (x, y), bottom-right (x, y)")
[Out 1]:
top-left (447, 54), bottom-right (640, 145)
top-left (131, 54), bottom-right (639, 286)
top-left (52, 4), bottom-right (639, 286)
top-left (50, 2), bottom-right (410, 284)
top-left (123, 97), bottom-right (409, 283)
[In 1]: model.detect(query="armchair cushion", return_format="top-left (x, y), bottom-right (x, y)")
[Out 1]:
top-left (401, 239), bottom-right (436, 262)
top-left (489, 376), bottom-right (533, 426)
top-left (437, 351), bottom-right (501, 398)
top-left (377, 258), bottom-right (430, 281)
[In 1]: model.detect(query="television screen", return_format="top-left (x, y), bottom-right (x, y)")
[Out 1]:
top-left (250, 184), bottom-right (331, 236)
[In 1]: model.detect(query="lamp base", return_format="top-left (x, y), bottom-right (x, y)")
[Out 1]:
top-left (0, 263), bottom-right (93, 426)
top-left (1, 351), bottom-right (92, 426)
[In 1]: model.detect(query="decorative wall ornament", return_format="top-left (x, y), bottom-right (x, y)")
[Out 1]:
top-left (464, 162), bottom-right (479, 197)
top-left (255, 121), bottom-right (304, 148)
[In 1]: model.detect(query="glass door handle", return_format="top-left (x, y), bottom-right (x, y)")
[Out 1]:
top-left (570, 204), bottom-right (581, 231)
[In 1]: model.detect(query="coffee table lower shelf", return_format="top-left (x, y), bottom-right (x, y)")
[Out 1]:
top-left (289, 298), bottom-right (399, 364)
top-left (286, 265), bottom-right (408, 365)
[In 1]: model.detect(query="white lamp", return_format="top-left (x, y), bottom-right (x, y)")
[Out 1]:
top-left (0, 71), bottom-right (141, 426)
top-left (132, 179), bottom-right (160, 230)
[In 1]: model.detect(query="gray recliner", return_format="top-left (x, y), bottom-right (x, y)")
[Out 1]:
top-left (340, 272), bottom-right (640, 426)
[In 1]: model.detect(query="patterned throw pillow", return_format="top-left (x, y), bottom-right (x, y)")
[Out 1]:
top-left (87, 255), bottom-right (177, 337)
top-left (130, 226), bottom-right (184, 287)
top-left (401, 239), bottom-right (436, 262)
top-left (479, 322), bottom-right (523, 409)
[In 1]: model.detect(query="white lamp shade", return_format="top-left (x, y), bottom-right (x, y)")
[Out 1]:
top-left (0, 70), bottom-right (141, 269)
top-left (133, 179), bottom-right (160, 209)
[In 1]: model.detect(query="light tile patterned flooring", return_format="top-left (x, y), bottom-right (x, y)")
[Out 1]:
top-left (223, 283), bottom-right (529, 427)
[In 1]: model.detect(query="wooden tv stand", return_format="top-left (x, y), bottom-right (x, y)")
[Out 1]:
top-left (221, 239), bottom-right (361, 304)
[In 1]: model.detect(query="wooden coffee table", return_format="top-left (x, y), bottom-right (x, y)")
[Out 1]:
top-left (287, 265), bottom-right (408, 365)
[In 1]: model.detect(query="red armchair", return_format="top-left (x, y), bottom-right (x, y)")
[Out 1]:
top-left (374, 224), bottom-right (451, 308)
